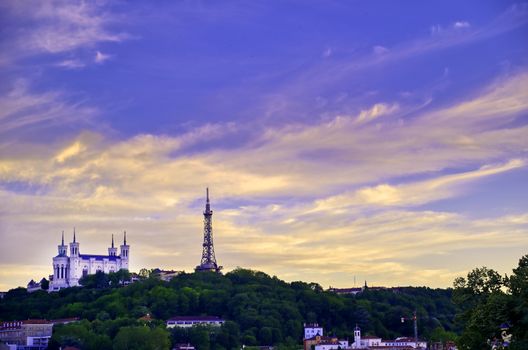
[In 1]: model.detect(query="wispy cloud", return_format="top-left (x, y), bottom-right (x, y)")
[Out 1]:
top-left (27, 2), bottom-right (128, 54)
top-left (56, 59), bottom-right (86, 69)
top-left (252, 4), bottom-right (528, 120)
top-left (373, 45), bottom-right (389, 55)
top-left (94, 51), bottom-right (112, 64)
top-left (0, 1), bottom-right (129, 66)
top-left (453, 21), bottom-right (471, 29)
top-left (0, 81), bottom-right (98, 137)
top-left (312, 159), bottom-right (525, 212)
top-left (355, 103), bottom-right (399, 124)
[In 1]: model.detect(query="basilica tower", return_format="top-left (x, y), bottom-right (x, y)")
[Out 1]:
top-left (108, 234), bottom-right (118, 256)
top-left (51, 231), bottom-right (69, 290)
top-left (120, 231), bottom-right (130, 270)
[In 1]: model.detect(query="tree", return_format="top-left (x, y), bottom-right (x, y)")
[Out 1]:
top-left (109, 269), bottom-right (131, 286)
top-left (452, 259), bottom-right (528, 349)
top-left (113, 326), bottom-right (170, 350)
top-left (506, 255), bottom-right (528, 349)
top-left (40, 278), bottom-right (49, 290)
top-left (79, 271), bottom-right (109, 289)
top-left (215, 321), bottom-right (240, 350)
top-left (189, 325), bottom-right (211, 350)
top-left (49, 321), bottom-right (112, 350)
top-left (139, 268), bottom-right (151, 278)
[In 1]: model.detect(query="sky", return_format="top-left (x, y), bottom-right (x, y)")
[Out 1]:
top-left (0, 0), bottom-right (527, 291)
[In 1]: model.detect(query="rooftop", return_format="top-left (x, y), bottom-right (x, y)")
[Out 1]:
top-left (167, 316), bottom-right (224, 322)
top-left (79, 254), bottom-right (121, 261)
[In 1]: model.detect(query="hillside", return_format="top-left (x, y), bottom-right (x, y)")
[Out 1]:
top-left (0, 268), bottom-right (458, 349)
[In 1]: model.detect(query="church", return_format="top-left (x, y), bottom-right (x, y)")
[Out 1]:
top-left (49, 229), bottom-right (130, 292)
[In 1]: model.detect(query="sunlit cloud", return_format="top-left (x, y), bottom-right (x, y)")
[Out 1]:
top-left (355, 103), bottom-right (399, 124)
top-left (55, 141), bottom-right (86, 163)
top-left (312, 158), bottom-right (525, 212)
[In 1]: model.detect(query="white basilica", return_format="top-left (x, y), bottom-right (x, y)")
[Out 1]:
top-left (49, 229), bottom-right (130, 292)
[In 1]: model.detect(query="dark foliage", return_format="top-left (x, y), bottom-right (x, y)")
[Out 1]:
top-left (453, 254), bottom-right (528, 349)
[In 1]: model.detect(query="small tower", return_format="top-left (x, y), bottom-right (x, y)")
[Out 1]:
top-left (57, 231), bottom-right (67, 256)
top-left (195, 188), bottom-right (222, 273)
top-left (69, 228), bottom-right (80, 257)
top-left (108, 234), bottom-right (118, 256)
top-left (353, 325), bottom-right (361, 348)
top-left (119, 231), bottom-right (130, 270)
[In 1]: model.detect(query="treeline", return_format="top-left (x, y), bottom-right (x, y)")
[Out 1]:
top-left (452, 255), bottom-right (528, 349)
top-left (0, 269), bottom-right (458, 349)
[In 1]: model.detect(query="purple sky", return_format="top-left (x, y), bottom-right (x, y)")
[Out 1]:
top-left (1, 0), bottom-right (527, 290)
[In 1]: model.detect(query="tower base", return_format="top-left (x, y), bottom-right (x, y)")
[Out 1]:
top-left (195, 264), bottom-right (222, 273)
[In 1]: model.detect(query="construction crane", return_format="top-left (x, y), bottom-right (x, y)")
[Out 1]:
top-left (401, 310), bottom-right (418, 348)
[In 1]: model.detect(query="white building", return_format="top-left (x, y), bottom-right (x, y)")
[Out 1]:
top-left (314, 340), bottom-right (349, 350)
top-left (352, 326), bottom-right (426, 349)
top-left (304, 323), bottom-right (324, 339)
top-left (382, 337), bottom-right (427, 349)
top-left (166, 316), bottom-right (225, 328)
top-left (0, 320), bottom-right (53, 350)
top-left (26, 280), bottom-right (42, 293)
top-left (49, 230), bottom-right (129, 292)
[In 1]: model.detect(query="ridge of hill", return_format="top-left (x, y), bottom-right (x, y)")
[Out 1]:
top-left (0, 268), bottom-right (458, 349)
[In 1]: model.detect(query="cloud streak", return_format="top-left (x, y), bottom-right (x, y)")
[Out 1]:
top-left (0, 1), bottom-right (129, 67)
top-left (0, 82), bottom-right (98, 138)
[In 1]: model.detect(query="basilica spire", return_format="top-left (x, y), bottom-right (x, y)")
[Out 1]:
top-left (61, 231), bottom-right (64, 246)
top-left (112, 234), bottom-right (114, 248)
top-left (124, 231), bottom-right (127, 245)
top-left (73, 227), bottom-right (76, 243)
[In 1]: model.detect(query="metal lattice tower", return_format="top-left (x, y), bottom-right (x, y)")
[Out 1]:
top-left (195, 188), bottom-right (222, 273)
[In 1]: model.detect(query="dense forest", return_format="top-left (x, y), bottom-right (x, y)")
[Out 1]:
top-left (0, 254), bottom-right (526, 349)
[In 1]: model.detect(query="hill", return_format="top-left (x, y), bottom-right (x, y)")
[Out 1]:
top-left (0, 268), bottom-right (458, 349)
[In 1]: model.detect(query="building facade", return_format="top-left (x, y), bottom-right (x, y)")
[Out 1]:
top-left (166, 316), bottom-right (225, 328)
top-left (49, 230), bottom-right (129, 292)
top-left (0, 320), bottom-right (53, 350)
